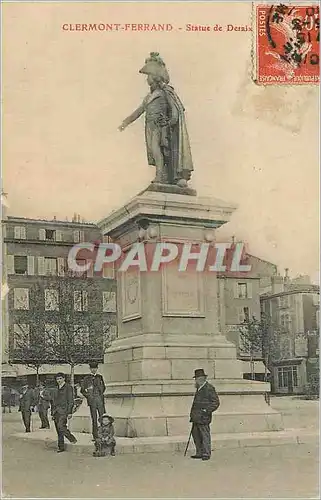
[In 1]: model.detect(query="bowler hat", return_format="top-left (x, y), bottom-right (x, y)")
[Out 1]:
top-left (193, 368), bottom-right (207, 378)
top-left (89, 362), bottom-right (98, 369)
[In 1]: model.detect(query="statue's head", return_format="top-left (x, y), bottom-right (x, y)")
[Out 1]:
top-left (139, 52), bottom-right (170, 85)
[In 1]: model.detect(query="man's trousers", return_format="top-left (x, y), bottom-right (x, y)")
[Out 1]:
top-left (53, 414), bottom-right (76, 450)
top-left (89, 398), bottom-right (105, 439)
top-left (191, 423), bottom-right (212, 458)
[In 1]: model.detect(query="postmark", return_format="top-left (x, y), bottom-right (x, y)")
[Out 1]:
top-left (254, 3), bottom-right (320, 85)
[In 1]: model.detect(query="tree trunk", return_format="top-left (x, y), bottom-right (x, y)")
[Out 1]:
top-left (250, 355), bottom-right (255, 380)
top-left (264, 354), bottom-right (269, 383)
top-left (36, 366), bottom-right (40, 386)
top-left (70, 364), bottom-right (75, 387)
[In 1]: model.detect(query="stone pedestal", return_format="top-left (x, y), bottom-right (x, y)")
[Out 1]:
top-left (74, 189), bottom-right (283, 437)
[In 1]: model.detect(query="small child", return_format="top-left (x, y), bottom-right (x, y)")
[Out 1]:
top-left (93, 414), bottom-right (116, 457)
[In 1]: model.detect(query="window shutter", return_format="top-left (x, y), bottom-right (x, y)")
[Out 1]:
top-left (83, 291), bottom-right (88, 311)
top-left (38, 257), bottom-right (45, 275)
top-left (57, 258), bottom-right (65, 276)
top-left (14, 227), bottom-right (20, 239)
top-left (233, 281), bottom-right (239, 298)
top-left (87, 259), bottom-right (94, 278)
top-left (21, 227), bottom-right (26, 239)
top-left (6, 255), bottom-right (15, 274)
top-left (56, 230), bottom-right (63, 242)
top-left (247, 281), bottom-right (252, 299)
top-left (27, 256), bottom-right (35, 275)
top-left (73, 230), bottom-right (80, 243)
top-left (79, 230), bottom-right (85, 242)
top-left (74, 291), bottom-right (82, 311)
top-left (39, 229), bottom-right (46, 240)
top-left (238, 306), bottom-right (245, 324)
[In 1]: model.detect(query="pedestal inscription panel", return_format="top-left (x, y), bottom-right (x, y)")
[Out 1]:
top-left (162, 265), bottom-right (205, 317)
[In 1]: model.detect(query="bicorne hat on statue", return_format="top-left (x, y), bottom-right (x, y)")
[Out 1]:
top-left (139, 52), bottom-right (170, 83)
top-left (193, 368), bottom-right (207, 378)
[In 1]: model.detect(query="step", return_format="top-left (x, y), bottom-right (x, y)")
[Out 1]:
top-left (11, 428), bottom-right (318, 455)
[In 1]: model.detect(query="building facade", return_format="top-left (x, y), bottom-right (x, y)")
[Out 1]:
top-left (218, 253), bottom-right (278, 380)
top-left (2, 216), bottom-right (117, 385)
top-left (260, 282), bottom-right (320, 394)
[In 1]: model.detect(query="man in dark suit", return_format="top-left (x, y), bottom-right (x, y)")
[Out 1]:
top-left (18, 380), bottom-right (35, 433)
top-left (35, 381), bottom-right (51, 429)
top-left (81, 362), bottom-right (106, 439)
top-left (189, 368), bottom-right (220, 461)
top-left (51, 373), bottom-right (77, 453)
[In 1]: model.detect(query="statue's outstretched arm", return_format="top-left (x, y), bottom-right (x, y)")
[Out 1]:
top-left (118, 104), bottom-right (145, 131)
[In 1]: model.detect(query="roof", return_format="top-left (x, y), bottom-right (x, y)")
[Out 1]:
top-left (4, 216), bottom-right (97, 228)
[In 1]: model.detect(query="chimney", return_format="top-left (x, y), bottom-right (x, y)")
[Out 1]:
top-left (284, 268), bottom-right (290, 289)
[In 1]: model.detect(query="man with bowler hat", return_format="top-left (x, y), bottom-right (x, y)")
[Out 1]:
top-left (18, 379), bottom-right (35, 432)
top-left (189, 368), bottom-right (220, 461)
top-left (81, 362), bottom-right (106, 439)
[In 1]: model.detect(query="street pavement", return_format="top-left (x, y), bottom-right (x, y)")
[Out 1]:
top-left (2, 397), bottom-right (319, 499)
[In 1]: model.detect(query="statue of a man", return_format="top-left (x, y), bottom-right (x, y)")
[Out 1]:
top-left (118, 53), bottom-right (194, 187)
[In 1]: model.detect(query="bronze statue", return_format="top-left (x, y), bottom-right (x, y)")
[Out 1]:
top-left (118, 53), bottom-right (194, 187)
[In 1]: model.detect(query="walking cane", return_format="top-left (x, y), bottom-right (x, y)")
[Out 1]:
top-left (184, 427), bottom-right (193, 456)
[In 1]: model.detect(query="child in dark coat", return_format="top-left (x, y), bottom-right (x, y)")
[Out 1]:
top-left (93, 414), bottom-right (116, 457)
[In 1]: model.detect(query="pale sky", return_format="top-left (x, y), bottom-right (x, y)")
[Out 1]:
top-left (2, 2), bottom-right (319, 282)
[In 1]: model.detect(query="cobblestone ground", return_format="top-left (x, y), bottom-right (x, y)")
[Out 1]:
top-left (2, 397), bottom-right (319, 499)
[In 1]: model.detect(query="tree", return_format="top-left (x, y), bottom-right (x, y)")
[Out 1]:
top-left (239, 314), bottom-right (281, 382)
top-left (10, 270), bottom-right (116, 387)
top-left (9, 323), bottom-right (51, 386)
top-left (239, 316), bottom-right (263, 380)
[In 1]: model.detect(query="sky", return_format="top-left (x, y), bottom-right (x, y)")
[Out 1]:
top-left (2, 2), bottom-right (319, 282)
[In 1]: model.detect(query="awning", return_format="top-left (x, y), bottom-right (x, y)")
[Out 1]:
top-left (1, 363), bottom-right (18, 378)
top-left (241, 361), bottom-right (270, 374)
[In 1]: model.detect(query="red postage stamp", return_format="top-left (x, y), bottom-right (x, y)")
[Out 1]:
top-left (255, 4), bottom-right (320, 84)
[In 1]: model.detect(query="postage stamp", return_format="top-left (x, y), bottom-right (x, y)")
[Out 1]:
top-left (254, 3), bottom-right (320, 85)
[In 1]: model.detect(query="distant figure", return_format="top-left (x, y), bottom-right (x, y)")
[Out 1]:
top-left (18, 380), bottom-right (35, 432)
top-left (35, 382), bottom-right (51, 429)
top-left (51, 372), bottom-right (77, 453)
top-left (189, 369), bottom-right (220, 461)
top-left (81, 363), bottom-right (106, 440)
top-left (2, 386), bottom-right (12, 413)
top-left (93, 414), bottom-right (116, 457)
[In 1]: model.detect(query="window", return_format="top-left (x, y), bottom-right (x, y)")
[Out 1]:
top-left (13, 288), bottom-right (29, 310)
top-left (14, 256), bottom-right (28, 275)
top-left (74, 291), bottom-right (88, 312)
top-left (45, 324), bottom-right (60, 346)
top-left (277, 366), bottom-right (298, 388)
top-left (73, 259), bottom-right (87, 277)
top-left (238, 306), bottom-right (250, 324)
top-left (45, 289), bottom-right (59, 311)
top-left (279, 296), bottom-right (289, 309)
top-left (73, 230), bottom-right (85, 243)
top-left (13, 324), bottom-right (30, 348)
top-left (14, 226), bottom-right (26, 239)
top-left (104, 323), bottom-right (117, 342)
top-left (74, 325), bottom-right (89, 345)
top-left (45, 257), bottom-right (57, 276)
top-left (237, 283), bottom-right (248, 299)
top-left (45, 229), bottom-right (56, 241)
top-left (103, 291), bottom-right (116, 312)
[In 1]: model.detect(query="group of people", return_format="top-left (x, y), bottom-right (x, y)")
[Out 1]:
top-left (18, 362), bottom-right (116, 456)
top-left (16, 364), bottom-right (220, 461)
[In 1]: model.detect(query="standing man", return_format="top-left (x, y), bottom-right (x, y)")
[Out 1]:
top-left (81, 362), bottom-right (106, 440)
top-left (189, 368), bottom-right (220, 461)
top-left (18, 380), bottom-right (35, 433)
top-left (51, 373), bottom-right (77, 453)
top-left (36, 381), bottom-right (51, 429)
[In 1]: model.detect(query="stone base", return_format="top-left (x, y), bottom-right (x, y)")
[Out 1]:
top-left (12, 427), bottom-right (317, 455)
top-left (141, 182), bottom-right (197, 196)
top-left (71, 335), bottom-right (285, 438)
